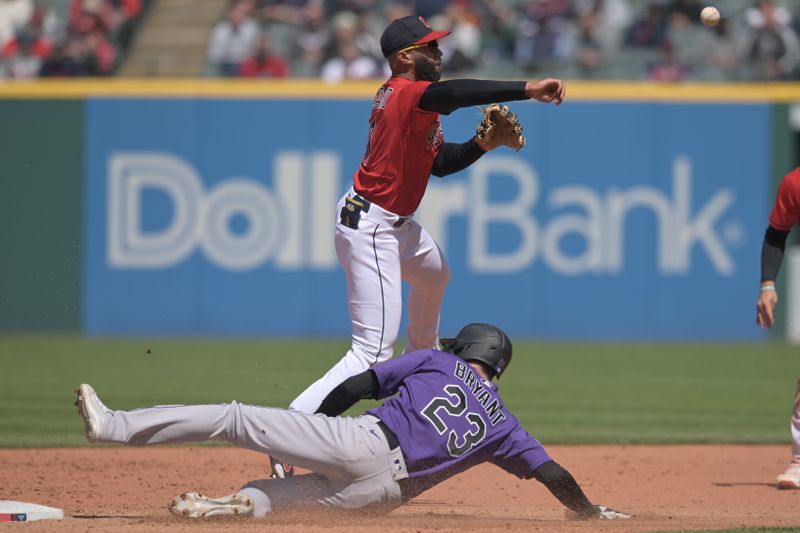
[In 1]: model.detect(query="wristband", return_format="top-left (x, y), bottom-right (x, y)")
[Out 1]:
top-left (760, 285), bottom-right (776, 292)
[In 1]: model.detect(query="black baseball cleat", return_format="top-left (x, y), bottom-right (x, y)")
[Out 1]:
top-left (269, 457), bottom-right (295, 479)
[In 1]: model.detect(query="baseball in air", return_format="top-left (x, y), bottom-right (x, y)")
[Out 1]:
top-left (700, 6), bottom-right (720, 27)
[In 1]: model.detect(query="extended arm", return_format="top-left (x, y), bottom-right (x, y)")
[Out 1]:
top-left (530, 461), bottom-right (596, 517)
top-left (531, 461), bottom-right (630, 520)
top-left (315, 370), bottom-right (379, 416)
top-left (757, 225), bottom-right (790, 328)
top-left (419, 79), bottom-right (525, 115)
top-left (419, 78), bottom-right (565, 115)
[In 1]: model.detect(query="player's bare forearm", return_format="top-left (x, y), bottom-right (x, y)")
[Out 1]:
top-left (524, 79), bottom-right (566, 105)
top-left (756, 283), bottom-right (778, 329)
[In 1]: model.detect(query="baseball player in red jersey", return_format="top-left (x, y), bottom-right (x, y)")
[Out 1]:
top-left (757, 167), bottom-right (800, 489)
top-left (273, 15), bottom-right (566, 477)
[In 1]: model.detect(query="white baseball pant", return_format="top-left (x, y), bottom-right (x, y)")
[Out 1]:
top-left (94, 403), bottom-right (407, 516)
top-left (289, 188), bottom-right (450, 414)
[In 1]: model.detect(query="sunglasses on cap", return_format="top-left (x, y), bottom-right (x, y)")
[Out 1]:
top-left (399, 40), bottom-right (439, 53)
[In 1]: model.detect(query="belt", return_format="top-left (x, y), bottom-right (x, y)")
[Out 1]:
top-left (376, 419), bottom-right (400, 450)
top-left (376, 419), bottom-right (413, 501)
top-left (352, 193), bottom-right (410, 228)
top-left (352, 193), bottom-right (371, 212)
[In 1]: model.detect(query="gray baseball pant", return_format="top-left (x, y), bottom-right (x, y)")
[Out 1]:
top-left (95, 402), bottom-right (408, 515)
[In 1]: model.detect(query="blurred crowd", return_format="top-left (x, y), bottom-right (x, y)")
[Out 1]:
top-left (4, 0), bottom-right (800, 81)
top-left (0, 0), bottom-right (146, 78)
top-left (207, 0), bottom-right (800, 82)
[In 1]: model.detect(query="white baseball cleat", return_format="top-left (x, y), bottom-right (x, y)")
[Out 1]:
top-left (776, 463), bottom-right (800, 489)
top-left (74, 383), bottom-right (110, 443)
top-left (169, 492), bottom-right (254, 518)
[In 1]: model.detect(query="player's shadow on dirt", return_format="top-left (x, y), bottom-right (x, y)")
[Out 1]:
top-left (712, 482), bottom-right (776, 487)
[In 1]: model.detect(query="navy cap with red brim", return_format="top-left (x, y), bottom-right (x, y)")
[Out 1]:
top-left (380, 15), bottom-right (451, 57)
top-left (412, 30), bottom-right (451, 46)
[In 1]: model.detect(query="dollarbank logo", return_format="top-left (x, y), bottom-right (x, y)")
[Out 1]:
top-left (106, 152), bottom-right (741, 276)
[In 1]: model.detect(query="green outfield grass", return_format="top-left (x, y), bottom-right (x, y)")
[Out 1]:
top-left (0, 335), bottom-right (796, 447)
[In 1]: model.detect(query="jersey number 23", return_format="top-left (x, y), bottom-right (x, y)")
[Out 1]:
top-left (422, 384), bottom-right (487, 457)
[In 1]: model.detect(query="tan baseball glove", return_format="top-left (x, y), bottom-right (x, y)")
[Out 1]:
top-left (475, 104), bottom-right (526, 152)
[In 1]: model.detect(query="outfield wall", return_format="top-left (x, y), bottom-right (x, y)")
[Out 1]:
top-left (0, 99), bottom-right (83, 330)
top-left (1, 80), bottom-right (795, 340)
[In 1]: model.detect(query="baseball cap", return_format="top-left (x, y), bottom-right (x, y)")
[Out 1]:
top-left (380, 15), bottom-right (450, 58)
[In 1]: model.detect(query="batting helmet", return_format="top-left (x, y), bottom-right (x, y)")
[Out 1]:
top-left (440, 323), bottom-right (513, 378)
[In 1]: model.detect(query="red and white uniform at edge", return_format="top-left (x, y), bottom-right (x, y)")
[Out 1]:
top-left (769, 167), bottom-right (800, 231)
top-left (765, 167), bottom-right (800, 486)
top-left (356, 77), bottom-right (443, 216)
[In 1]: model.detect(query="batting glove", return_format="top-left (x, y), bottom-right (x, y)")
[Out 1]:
top-left (566, 504), bottom-right (632, 520)
top-left (596, 505), bottom-right (632, 520)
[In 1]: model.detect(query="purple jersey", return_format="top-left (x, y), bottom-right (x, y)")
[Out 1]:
top-left (366, 350), bottom-right (551, 495)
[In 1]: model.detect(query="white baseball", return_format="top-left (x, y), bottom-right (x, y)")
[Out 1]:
top-left (700, 6), bottom-right (720, 27)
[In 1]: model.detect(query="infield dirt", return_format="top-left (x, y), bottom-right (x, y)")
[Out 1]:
top-left (2, 444), bottom-right (798, 532)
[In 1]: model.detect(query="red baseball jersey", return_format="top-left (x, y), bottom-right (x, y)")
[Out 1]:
top-left (769, 167), bottom-right (800, 231)
top-left (354, 77), bottom-right (444, 216)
